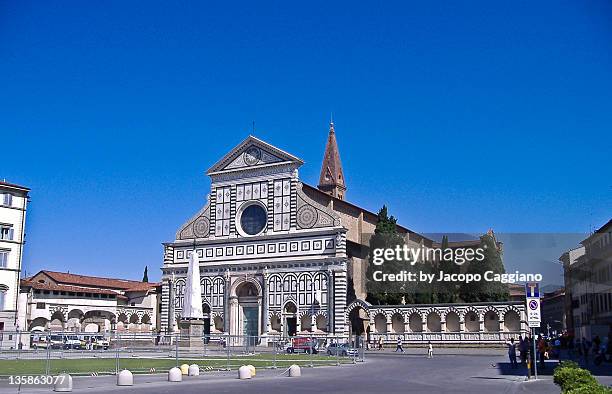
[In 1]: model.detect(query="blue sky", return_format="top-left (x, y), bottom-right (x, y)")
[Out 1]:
top-left (1, 1), bottom-right (610, 282)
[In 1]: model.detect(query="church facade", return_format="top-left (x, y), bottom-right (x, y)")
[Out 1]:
top-left (161, 129), bottom-right (350, 339)
top-left (160, 123), bottom-right (527, 343)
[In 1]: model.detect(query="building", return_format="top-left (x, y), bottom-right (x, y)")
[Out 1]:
top-left (0, 180), bottom-right (30, 332)
top-left (540, 288), bottom-right (565, 336)
top-left (161, 123), bottom-right (526, 344)
top-left (561, 219), bottom-right (612, 339)
top-left (17, 270), bottom-right (160, 342)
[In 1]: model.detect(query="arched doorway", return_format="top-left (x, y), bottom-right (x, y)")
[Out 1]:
top-left (283, 301), bottom-right (297, 337)
top-left (235, 281), bottom-right (261, 340)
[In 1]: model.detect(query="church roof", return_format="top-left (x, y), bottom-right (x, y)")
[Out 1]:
top-left (206, 135), bottom-right (303, 176)
top-left (318, 122), bottom-right (346, 194)
top-left (31, 270), bottom-right (158, 292)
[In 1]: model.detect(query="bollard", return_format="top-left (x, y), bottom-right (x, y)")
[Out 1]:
top-left (53, 373), bottom-right (73, 392)
top-left (180, 364), bottom-right (189, 375)
top-left (188, 364), bottom-right (200, 376)
top-left (288, 364), bottom-right (301, 377)
top-left (168, 367), bottom-right (182, 382)
top-left (246, 364), bottom-right (256, 377)
top-left (238, 365), bottom-right (251, 380)
top-left (117, 370), bottom-right (133, 386)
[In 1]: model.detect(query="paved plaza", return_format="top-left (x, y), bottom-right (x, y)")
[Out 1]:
top-left (1, 349), bottom-right (610, 394)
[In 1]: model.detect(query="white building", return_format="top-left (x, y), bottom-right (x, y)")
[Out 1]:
top-left (562, 219), bottom-right (612, 340)
top-left (0, 180), bottom-right (29, 332)
top-left (18, 270), bottom-right (160, 339)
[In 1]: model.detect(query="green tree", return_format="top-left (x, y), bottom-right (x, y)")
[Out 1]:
top-left (434, 235), bottom-right (457, 303)
top-left (365, 206), bottom-right (405, 305)
top-left (459, 234), bottom-right (509, 302)
top-left (142, 266), bottom-right (149, 283)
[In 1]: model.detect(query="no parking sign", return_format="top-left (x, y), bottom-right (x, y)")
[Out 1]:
top-left (525, 282), bottom-right (541, 328)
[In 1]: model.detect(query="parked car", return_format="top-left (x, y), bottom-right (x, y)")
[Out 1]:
top-left (63, 334), bottom-right (82, 349)
top-left (48, 334), bottom-right (64, 349)
top-left (326, 343), bottom-right (358, 357)
top-left (31, 335), bottom-right (49, 349)
top-left (80, 334), bottom-right (109, 350)
top-left (286, 337), bottom-right (319, 354)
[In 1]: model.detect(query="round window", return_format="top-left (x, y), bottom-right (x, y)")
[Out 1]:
top-left (239, 204), bottom-right (267, 235)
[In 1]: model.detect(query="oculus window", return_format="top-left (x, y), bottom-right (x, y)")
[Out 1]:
top-left (240, 204), bottom-right (267, 235)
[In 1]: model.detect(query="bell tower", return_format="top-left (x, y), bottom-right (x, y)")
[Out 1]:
top-left (318, 121), bottom-right (346, 200)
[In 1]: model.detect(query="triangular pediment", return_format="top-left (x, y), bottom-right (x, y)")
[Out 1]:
top-left (206, 135), bottom-right (303, 175)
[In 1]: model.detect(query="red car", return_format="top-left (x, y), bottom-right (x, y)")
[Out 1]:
top-left (286, 337), bottom-right (319, 354)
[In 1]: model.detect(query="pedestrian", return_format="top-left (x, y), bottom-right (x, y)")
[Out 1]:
top-left (519, 336), bottom-right (527, 365)
top-left (395, 336), bottom-right (404, 353)
top-left (507, 338), bottom-right (518, 369)
top-left (537, 336), bottom-right (546, 370)
top-left (582, 337), bottom-right (590, 365)
top-left (427, 341), bottom-right (433, 358)
top-left (378, 336), bottom-right (384, 351)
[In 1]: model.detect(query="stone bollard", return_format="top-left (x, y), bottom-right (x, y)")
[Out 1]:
top-left (188, 364), bottom-right (200, 376)
top-left (53, 373), bottom-right (73, 392)
top-left (238, 365), bottom-right (252, 380)
top-left (246, 365), bottom-right (256, 377)
top-left (288, 364), bottom-right (301, 377)
top-left (168, 367), bottom-right (182, 382)
top-left (180, 364), bottom-right (190, 375)
top-left (117, 370), bottom-right (134, 386)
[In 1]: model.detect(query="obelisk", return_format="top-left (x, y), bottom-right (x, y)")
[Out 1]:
top-left (179, 250), bottom-right (205, 348)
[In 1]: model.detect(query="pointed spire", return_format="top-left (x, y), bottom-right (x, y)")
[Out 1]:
top-left (318, 120), bottom-right (346, 200)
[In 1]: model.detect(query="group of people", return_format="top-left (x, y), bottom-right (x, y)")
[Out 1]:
top-left (506, 334), bottom-right (556, 370)
top-left (372, 336), bottom-right (433, 358)
top-left (506, 331), bottom-right (612, 371)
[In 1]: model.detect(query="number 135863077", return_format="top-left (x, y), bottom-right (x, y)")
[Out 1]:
top-left (8, 375), bottom-right (65, 385)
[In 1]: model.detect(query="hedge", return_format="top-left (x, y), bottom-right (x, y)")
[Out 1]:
top-left (553, 362), bottom-right (611, 394)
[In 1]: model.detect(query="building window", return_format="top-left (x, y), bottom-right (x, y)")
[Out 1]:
top-left (0, 285), bottom-right (7, 310)
top-left (36, 302), bottom-right (45, 309)
top-left (0, 250), bottom-right (8, 268)
top-left (1, 193), bottom-right (12, 207)
top-left (239, 203), bottom-right (267, 235)
top-left (0, 226), bottom-right (14, 241)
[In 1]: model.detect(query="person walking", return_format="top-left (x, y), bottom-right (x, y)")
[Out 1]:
top-left (378, 336), bottom-right (384, 351)
top-left (519, 336), bottom-right (528, 365)
top-left (507, 338), bottom-right (518, 369)
top-left (582, 337), bottom-right (590, 365)
top-left (395, 336), bottom-right (404, 353)
top-left (537, 335), bottom-right (546, 370)
top-left (427, 341), bottom-right (433, 358)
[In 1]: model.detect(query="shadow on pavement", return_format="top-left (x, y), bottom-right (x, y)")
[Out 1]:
top-left (496, 359), bottom-right (612, 377)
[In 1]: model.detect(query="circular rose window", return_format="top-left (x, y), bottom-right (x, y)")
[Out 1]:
top-left (239, 204), bottom-right (267, 235)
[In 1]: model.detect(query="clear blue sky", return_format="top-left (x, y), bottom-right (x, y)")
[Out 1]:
top-left (2, 1), bottom-right (610, 282)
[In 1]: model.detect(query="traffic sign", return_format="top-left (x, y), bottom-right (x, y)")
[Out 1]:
top-left (526, 297), bottom-right (541, 327)
top-left (525, 282), bottom-right (540, 298)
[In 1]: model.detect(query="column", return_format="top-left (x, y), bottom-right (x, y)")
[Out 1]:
top-left (223, 271), bottom-right (230, 333)
top-left (229, 297), bottom-right (238, 336)
top-left (441, 320), bottom-right (446, 333)
top-left (262, 270), bottom-right (270, 334)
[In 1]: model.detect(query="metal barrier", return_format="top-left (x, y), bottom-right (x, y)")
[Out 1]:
top-left (0, 331), bottom-right (363, 377)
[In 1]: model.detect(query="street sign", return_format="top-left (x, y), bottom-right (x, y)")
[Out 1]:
top-left (526, 297), bottom-right (541, 327)
top-left (525, 282), bottom-right (540, 298)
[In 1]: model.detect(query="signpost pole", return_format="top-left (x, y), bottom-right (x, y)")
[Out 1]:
top-left (525, 282), bottom-right (541, 381)
top-left (532, 327), bottom-right (538, 380)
